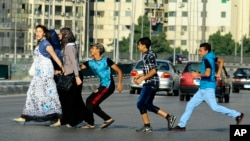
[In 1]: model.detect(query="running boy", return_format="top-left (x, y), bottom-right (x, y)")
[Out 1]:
top-left (134, 37), bottom-right (176, 133)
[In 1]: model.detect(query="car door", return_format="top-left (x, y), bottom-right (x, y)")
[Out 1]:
top-left (169, 62), bottom-right (180, 90)
top-left (221, 66), bottom-right (231, 94)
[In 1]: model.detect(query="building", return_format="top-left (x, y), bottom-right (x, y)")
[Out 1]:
top-left (1, 0), bottom-right (250, 63)
top-left (165, 0), bottom-right (250, 56)
top-left (27, 0), bottom-right (85, 59)
top-left (2, 0), bottom-right (143, 61)
top-left (0, 0), bottom-right (30, 63)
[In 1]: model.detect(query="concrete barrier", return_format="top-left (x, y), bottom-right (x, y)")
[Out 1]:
top-left (0, 78), bottom-right (131, 95)
top-left (0, 64), bottom-right (9, 79)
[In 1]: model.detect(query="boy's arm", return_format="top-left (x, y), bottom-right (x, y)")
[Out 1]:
top-left (80, 61), bottom-right (88, 70)
top-left (111, 64), bottom-right (123, 93)
top-left (134, 68), bottom-right (157, 85)
top-left (143, 68), bottom-right (157, 80)
top-left (216, 57), bottom-right (224, 78)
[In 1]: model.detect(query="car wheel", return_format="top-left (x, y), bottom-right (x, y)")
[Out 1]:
top-left (173, 90), bottom-right (179, 96)
top-left (224, 95), bottom-right (230, 103)
top-left (129, 89), bottom-right (135, 94)
top-left (179, 95), bottom-right (184, 101)
top-left (179, 90), bottom-right (184, 101)
top-left (167, 88), bottom-right (174, 96)
top-left (185, 95), bottom-right (190, 101)
top-left (218, 97), bottom-right (223, 103)
top-left (136, 89), bottom-right (141, 94)
top-left (232, 88), bottom-right (240, 93)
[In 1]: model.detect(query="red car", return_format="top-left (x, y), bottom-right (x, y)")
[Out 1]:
top-left (179, 61), bottom-right (231, 103)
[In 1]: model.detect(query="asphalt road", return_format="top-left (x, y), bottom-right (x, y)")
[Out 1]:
top-left (0, 90), bottom-right (249, 141)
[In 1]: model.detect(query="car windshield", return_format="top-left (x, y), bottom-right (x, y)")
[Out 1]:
top-left (183, 63), bottom-right (201, 72)
top-left (135, 61), bottom-right (170, 71)
top-left (234, 68), bottom-right (250, 77)
top-left (178, 55), bottom-right (187, 58)
top-left (183, 62), bottom-right (219, 73)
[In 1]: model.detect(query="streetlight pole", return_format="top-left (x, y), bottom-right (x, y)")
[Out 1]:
top-left (48, 0), bottom-right (51, 28)
top-left (179, 3), bottom-right (184, 54)
top-left (240, 1), bottom-right (243, 64)
top-left (72, 0), bottom-right (76, 36)
top-left (129, 1), bottom-right (135, 61)
top-left (86, 0), bottom-right (90, 59)
top-left (113, 2), bottom-right (117, 61)
top-left (14, 1), bottom-right (17, 64)
top-left (115, 1), bottom-right (122, 64)
top-left (234, 5), bottom-right (238, 57)
top-left (149, 17), bottom-right (151, 40)
top-left (173, 2), bottom-right (178, 65)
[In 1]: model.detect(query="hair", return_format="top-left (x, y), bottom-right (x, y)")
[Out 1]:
top-left (35, 25), bottom-right (50, 40)
top-left (59, 27), bottom-right (76, 49)
top-left (91, 43), bottom-right (105, 55)
top-left (199, 43), bottom-right (211, 52)
top-left (137, 37), bottom-right (151, 49)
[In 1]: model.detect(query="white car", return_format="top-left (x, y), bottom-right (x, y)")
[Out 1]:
top-left (129, 59), bottom-right (180, 96)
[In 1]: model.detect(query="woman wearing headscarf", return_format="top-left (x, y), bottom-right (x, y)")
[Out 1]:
top-left (56, 27), bottom-right (93, 127)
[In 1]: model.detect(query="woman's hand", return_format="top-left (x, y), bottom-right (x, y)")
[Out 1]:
top-left (61, 67), bottom-right (65, 75)
top-left (75, 76), bottom-right (82, 85)
top-left (54, 70), bottom-right (61, 75)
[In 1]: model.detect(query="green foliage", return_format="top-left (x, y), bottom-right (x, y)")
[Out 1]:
top-left (119, 37), bottom-right (130, 53)
top-left (118, 15), bottom-right (173, 54)
top-left (150, 32), bottom-right (172, 53)
top-left (208, 31), bottom-right (235, 55)
top-left (208, 31), bottom-right (250, 56)
top-left (242, 36), bottom-right (250, 55)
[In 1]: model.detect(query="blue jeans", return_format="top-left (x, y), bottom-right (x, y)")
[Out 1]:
top-left (137, 85), bottom-right (160, 114)
top-left (178, 88), bottom-right (240, 127)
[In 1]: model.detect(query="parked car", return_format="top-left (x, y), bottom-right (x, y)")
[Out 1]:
top-left (179, 61), bottom-right (231, 103)
top-left (232, 67), bottom-right (250, 93)
top-left (130, 59), bottom-right (180, 96)
top-left (167, 54), bottom-right (188, 64)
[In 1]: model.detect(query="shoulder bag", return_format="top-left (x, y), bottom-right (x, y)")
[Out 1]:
top-left (57, 73), bottom-right (74, 91)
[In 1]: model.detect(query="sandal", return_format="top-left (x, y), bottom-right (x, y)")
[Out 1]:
top-left (81, 124), bottom-right (95, 129)
top-left (100, 119), bottom-right (115, 129)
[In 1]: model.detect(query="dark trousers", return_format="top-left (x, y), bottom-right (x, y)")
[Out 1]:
top-left (137, 85), bottom-right (160, 114)
top-left (57, 72), bottom-right (93, 126)
top-left (86, 82), bottom-right (115, 123)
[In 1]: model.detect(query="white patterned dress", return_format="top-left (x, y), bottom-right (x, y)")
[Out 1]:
top-left (21, 46), bottom-right (62, 122)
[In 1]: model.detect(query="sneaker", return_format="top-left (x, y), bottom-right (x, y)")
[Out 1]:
top-left (171, 126), bottom-right (186, 131)
top-left (136, 126), bottom-right (153, 133)
top-left (236, 113), bottom-right (244, 125)
top-left (167, 115), bottom-right (176, 130)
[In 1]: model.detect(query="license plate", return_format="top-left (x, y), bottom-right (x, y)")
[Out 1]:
top-left (193, 79), bottom-right (200, 85)
top-left (244, 84), bottom-right (250, 88)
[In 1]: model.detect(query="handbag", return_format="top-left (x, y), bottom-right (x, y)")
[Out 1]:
top-left (56, 73), bottom-right (74, 91)
top-left (28, 62), bottom-right (35, 76)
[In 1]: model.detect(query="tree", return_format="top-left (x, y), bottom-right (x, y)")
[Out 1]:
top-left (242, 36), bottom-right (250, 56)
top-left (150, 32), bottom-right (172, 53)
top-left (119, 15), bottom-right (173, 54)
top-left (208, 31), bottom-right (235, 55)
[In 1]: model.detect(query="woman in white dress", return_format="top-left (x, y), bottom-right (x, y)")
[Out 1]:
top-left (13, 25), bottom-right (64, 126)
